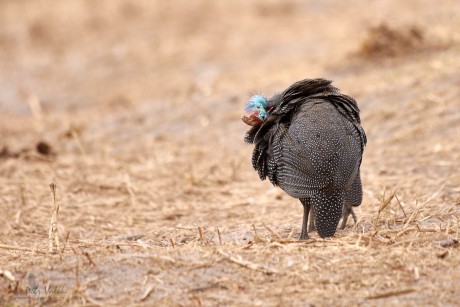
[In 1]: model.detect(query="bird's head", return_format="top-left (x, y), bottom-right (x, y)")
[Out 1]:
top-left (241, 95), bottom-right (270, 126)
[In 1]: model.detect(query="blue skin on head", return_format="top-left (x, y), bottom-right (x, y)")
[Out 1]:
top-left (245, 95), bottom-right (269, 121)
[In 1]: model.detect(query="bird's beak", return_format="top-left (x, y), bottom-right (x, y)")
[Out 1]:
top-left (241, 110), bottom-right (263, 126)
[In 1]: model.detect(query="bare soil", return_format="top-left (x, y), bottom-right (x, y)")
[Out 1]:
top-left (1, 0), bottom-right (459, 306)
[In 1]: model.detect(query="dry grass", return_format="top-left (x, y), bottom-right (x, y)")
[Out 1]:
top-left (1, 0), bottom-right (460, 306)
top-left (355, 23), bottom-right (435, 59)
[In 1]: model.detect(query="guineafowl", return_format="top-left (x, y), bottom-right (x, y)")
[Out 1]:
top-left (242, 78), bottom-right (366, 239)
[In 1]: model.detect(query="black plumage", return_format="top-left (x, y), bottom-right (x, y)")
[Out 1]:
top-left (244, 78), bottom-right (366, 239)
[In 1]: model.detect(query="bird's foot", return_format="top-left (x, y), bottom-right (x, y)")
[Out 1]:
top-left (299, 228), bottom-right (309, 240)
top-left (299, 201), bottom-right (311, 240)
top-left (340, 204), bottom-right (357, 230)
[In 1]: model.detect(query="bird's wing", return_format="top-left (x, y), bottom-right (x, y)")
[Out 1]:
top-left (273, 123), bottom-right (329, 198)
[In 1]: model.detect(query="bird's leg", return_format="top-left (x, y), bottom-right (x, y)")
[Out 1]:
top-left (340, 205), bottom-right (350, 230)
top-left (342, 172), bottom-right (362, 230)
top-left (350, 207), bottom-right (357, 223)
top-left (308, 206), bottom-right (316, 233)
top-left (340, 203), bottom-right (357, 230)
top-left (299, 199), bottom-right (310, 240)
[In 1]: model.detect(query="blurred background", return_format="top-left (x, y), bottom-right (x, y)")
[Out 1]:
top-left (1, 0), bottom-right (460, 305)
top-left (1, 0), bottom-right (456, 113)
top-left (1, 0), bottom-right (459, 235)
top-left (0, 0), bottom-right (457, 145)
top-left (1, 0), bottom-right (460, 241)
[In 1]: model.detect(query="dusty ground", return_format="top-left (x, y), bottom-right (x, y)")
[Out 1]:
top-left (1, 0), bottom-right (460, 306)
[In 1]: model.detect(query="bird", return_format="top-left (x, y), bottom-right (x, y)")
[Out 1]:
top-left (242, 78), bottom-right (366, 239)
